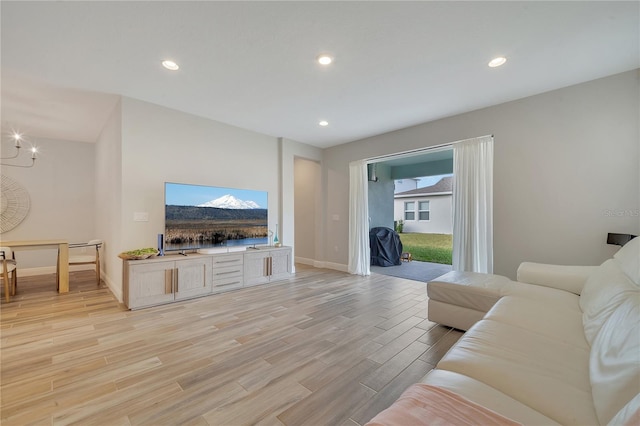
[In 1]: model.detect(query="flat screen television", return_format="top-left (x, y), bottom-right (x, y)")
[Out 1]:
top-left (164, 182), bottom-right (268, 251)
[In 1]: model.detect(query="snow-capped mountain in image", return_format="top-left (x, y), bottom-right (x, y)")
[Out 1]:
top-left (197, 194), bottom-right (261, 209)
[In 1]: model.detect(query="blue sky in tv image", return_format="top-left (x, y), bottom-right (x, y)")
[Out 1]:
top-left (165, 182), bottom-right (268, 208)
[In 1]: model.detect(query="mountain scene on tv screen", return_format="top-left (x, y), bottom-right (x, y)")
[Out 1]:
top-left (166, 195), bottom-right (268, 248)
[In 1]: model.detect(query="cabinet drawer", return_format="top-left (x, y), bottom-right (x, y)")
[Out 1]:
top-left (212, 264), bottom-right (243, 280)
top-left (212, 253), bottom-right (244, 268)
top-left (213, 275), bottom-right (244, 292)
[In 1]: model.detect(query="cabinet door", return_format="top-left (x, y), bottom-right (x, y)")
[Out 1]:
top-left (128, 261), bottom-right (176, 309)
top-left (175, 257), bottom-right (212, 300)
top-left (270, 249), bottom-right (292, 282)
top-left (244, 251), bottom-right (270, 286)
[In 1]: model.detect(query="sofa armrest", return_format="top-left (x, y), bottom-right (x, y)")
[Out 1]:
top-left (516, 262), bottom-right (598, 295)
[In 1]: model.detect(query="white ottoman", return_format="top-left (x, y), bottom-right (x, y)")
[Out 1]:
top-left (427, 271), bottom-right (514, 331)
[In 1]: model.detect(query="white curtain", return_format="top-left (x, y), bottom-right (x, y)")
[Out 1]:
top-left (348, 160), bottom-right (370, 275)
top-left (452, 135), bottom-right (494, 273)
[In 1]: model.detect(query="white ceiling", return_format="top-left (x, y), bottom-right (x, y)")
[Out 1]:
top-left (1, 1), bottom-right (638, 148)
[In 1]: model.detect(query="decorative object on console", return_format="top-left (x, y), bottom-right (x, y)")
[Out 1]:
top-left (1, 132), bottom-right (38, 168)
top-left (157, 233), bottom-right (165, 256)
top-left (607, 232), bottom-right (637, 246)
top-left (0, 174), bottom-right (30, 233)
top-left (118, 248), bottom-right (159, 260)
top-left (273, 224), bottom-right (280, 247)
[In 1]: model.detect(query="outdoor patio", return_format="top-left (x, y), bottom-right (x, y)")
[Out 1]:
top-left (370, 260), bottom-right (452, 283)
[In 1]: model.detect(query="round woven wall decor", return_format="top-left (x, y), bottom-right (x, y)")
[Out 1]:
top-left (1, 174), bottom-right (31, 233)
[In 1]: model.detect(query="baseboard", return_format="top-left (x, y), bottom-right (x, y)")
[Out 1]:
top-left (295, 257), bottom-right (319, 267)
top-left (102, 273), bottom-right (122, 302)
top-left (323, 262), bottom-right (348, 273)
top-left (294, 257), bottom-right (348, 272)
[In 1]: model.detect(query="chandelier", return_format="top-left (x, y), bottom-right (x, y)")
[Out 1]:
top-left (1, 132), bottom-right (38, 168)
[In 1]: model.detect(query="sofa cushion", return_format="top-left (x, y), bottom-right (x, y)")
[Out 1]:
top-left (579, 259), bottom-right (638, 345)
top-left (613, 236), bottom-right (640, 285)
top-left (428, 271), bottom-right (578, 315)
top-left (516, 262), bottom-right (596, 295)
top-left (484, 295), bottom-right (587, 350)
top-left (427, 271), bottom-right (512, 313)
top-left (589, 293), bottom-right (640, 425)
top-left (504, 281), bottom-right (581, 309)
top-left (436, 317), bottom-right (597, 425)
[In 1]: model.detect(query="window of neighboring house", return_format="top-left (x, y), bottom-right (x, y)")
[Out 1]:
top-left (404, 201), bottom-right (415, 220)
top-left (419, 200), bottom-right (430, 220)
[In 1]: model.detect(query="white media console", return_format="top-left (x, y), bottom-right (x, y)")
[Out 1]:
top-left (122, 246), bottom-right (292, 309)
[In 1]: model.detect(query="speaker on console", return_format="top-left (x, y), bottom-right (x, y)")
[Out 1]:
top-left (158, 233), bottom-right (165, 256)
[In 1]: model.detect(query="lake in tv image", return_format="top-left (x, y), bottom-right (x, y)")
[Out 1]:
top-left (164, 182), bottom-right (268, 250)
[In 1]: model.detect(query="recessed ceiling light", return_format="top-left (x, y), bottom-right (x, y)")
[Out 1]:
top-left (488, 56), bottom-right (507, 68)
top-left (162, 60), bottom-right (180, 71)
top-left (317, 54), bottom-right (333, 65)
top-left (319, 120), bottom-right (329, 127)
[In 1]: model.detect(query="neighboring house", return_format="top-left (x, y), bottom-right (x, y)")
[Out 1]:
top-left (394, 176), bottom-right (453, 234)
top-left (394, 178), bottom-right (420, 194)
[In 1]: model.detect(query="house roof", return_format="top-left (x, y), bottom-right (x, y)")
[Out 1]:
top-left (396, 176), bottom-right (453, 197)
top-left (2, 2), bottom-right (638, 147)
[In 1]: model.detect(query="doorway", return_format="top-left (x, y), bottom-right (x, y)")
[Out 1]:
top-left (293, 157), bottom-right (322, 267)
top-left (368, 148), bottom-right (454, 281)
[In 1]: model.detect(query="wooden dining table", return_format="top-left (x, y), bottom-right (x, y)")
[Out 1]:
top-left (1, 239), bottom-right (70, 293)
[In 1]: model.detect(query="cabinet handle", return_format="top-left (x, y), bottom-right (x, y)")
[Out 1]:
top-left (216, 270), bottom-right (240, 276)
top-left (217, 259), bottom-right (239, 264)
top-left (174, 268), bottom-right (178, 293)
top-left (165, 269), bottom-right (173, 294)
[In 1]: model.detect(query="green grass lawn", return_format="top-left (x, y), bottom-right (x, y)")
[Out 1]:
top-left (398, 233), bottom-right (452, 265)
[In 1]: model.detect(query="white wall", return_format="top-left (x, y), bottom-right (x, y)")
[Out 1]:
top-left (107, 97), bottom-right (282, 296)
top-left (95, 99), bottom-right (123, 297)
top-left (1, 137), bottom-right (95, 273)
top-left (324, 70), bottom-right (640, 278)
top-left (395, 195), bottom-right (452, 234)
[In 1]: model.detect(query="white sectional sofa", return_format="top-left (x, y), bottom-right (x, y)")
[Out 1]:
top-left (370, 237), bottom-right (639, 425)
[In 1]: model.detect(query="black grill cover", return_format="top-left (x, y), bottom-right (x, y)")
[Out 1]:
top-left (370, 227), bottom-right (403, 266)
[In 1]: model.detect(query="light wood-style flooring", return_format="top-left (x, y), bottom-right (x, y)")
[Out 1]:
top-left (1, 264), bottom-right (462, 425)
